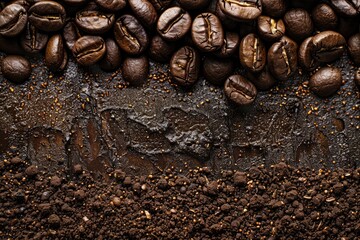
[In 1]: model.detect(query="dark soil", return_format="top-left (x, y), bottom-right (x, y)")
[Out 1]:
top-left (1, 156), bottom-right (359, 239)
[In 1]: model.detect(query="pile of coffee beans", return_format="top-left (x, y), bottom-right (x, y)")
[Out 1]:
top-left (0, 0), bottom-right (359, 105)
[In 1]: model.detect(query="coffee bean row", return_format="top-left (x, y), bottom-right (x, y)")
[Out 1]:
top-left (0, 0), bottom-right (359, 106)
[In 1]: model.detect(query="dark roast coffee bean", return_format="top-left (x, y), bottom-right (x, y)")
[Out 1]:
top-left (95, 0), bottom-right (126, 11)
top-left (63, 0), bottom-right (88, 6)
top-left (239, 33), bottom-right (266, 73)
top-left (214, 31), bottom-right (240, 58)
top-left (224, 75), bottom-right (257, 106)
top-left (215, 1), bottom-right (237, 30)
top-left (312, 31), bottom-right (346, 63)
top-left (348, 33), bottom-right (360, 65)
top-left (45, 34), bottom-right (65, 72)
top-left (261, 0), bottom-right (286, 18)
top-left (99, 38), bottom-right (121, 71)
top-left (129, 0), bottom-right (158, 29)
top-left (191, 13), bottom-right (224, 52)
top-left (0, 4), bottom-right (27, 37)
top-left (114, 15), bottom-right (149, 55)
top-left (312, 3), bottom-right (338, 31)
top-left (122, 55), bottom-right (149, 86)
top-left (63, 21), bottom-right (81, 51)
top-left (149, 0), bottom-right (172, 12)
top-left (170, 46), bottom-right (200, 87)
top-left (58, 50), bottom-right (68, 72)
top-left (177, 0), bottom-right (210, 10)
top-left (8, 0), bottom-right (31, 11)
top-left (157, 7), bottom-right (192, 41)
top-left (283, 8), bottom-right (313, 41)
top-left (148, 34), bottom-right (176, 63)
top-left (28, 1), bottom-right (66, 32)
top-left (1, 55), bottom-right (31, 83)
top-left (75, 11), bottom-right (115, 34)
top-left (20, 22), bottom-right (49, 54)
top-left (72, 35), bottom-right (106, 66)
top-left (203, 56), bottom-right (234, 85)
top-left (298, 36), bottom-right (319, 71)
top-left (309, 67), bottom-right (342, 97)
top-left (268, 36), bottom-right (298, 81)
top-left (355, 68), bottom-right (360, 88)
top-left (330, 0), bottom-right (360, 17)
top-left (219, 0), bottom-right (262, 21)
top-left (257, 16), bottom-right (285, 42)
top-left (246, 65), bottom-right (276, 91)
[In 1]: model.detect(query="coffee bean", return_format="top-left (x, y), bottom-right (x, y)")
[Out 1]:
top-left (348, 33), bottom-right (360, 66)
top-left (1, 55), bottom-right (31, 83)
top-left (75, 10), bottom-right (115, 34)
top-left (157, 7), bottom-right (191, 42)
top-left (99, 38), bottom-right (121, 71)
top-left (261, 0), bottom-right (286, 18)
top-left (170, 46), bottom-right (200, 87)
top-left (330, 0), bottom-right (360, 17)
top-left (246, 65), bottom-right (276, 91)
top-left (20, 22), bottom-right (49, 54)
top-left (72, 35), bottom-right (106, 66)
top-left (283, 8), bottom-right (313, 41)
top-left (122, 55), bottom-right (149, 86)
top-left (149, 0), bottom-right (172, 12)
top-left (45, 34), bottom-right (66, 72)
top-left (312, 31), bottom-right (346, 63)
top-left (177, 0), bottom-right (210, 10)
top-left (0, 3), bottom-right (27, 37)
top-left (219, 0), bottom-right (262, 21)
top-left (312, 3), bottom-right (338, 31)
top-left (214, 31), bottom-right (240, 58)
top-left (129, 0), bottom-right (158, 29)
top-left (8, 0), bottom-right (31, 11)
top-left (63, 21), bottom-right (81, 51)
top-left (239, 33), bottom-right (266, 73)
top-left (224, 75), bottom-right (257, 106)
top-left (28, 1), bottom-right (66, 32)
top-left (63, 0), bottom-right (88, 7)
top-left (355, 68), bottom-right (360, 88)
top-left (191, 13), bottom-right (224, 52)
top-left (309, 67), bottom-right (342, 97)
top-left (114, 14), bottom-right (149, 55)
top-left (148, 34), bottom-right (176, 63)
top-left (257, 16), bottom-right (285, 42)
top-left (215, 1), bottom-right (237, 30)
top-left (95, 0), bottom-right (126, 11)
top-left (203, 56), bottom-right (234, 85)
top-left (268, 36), bottom-right (298, 81)
top-left (298, 36), bottom-right (319, 71)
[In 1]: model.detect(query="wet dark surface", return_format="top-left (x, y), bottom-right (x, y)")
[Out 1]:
top-left (0, 54), bottom-right (359, 176)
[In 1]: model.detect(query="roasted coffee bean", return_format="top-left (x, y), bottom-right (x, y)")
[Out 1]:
top-left (283, 8), bottom-right (313, 41)
top-left (99, 38), bottom-right (121, 71)
top-left (191, 13), bottom-right (224, 52)
top-left (348, 33), bottom-right (360, 65)
top-left (20, 22), bottom-right (48, 54)
top-left (312, 31), bottom-right (346, 63)
top-left (214, 32), bottom-right (239, 58)
top-left (239, 33), bottom-right (266, 73)
top-left (63, 21), bottom-right (81, 51)
top-left (8, 0), bottom-right (31, 10)
top-left (63, 0), bottom-right (88, 6)
top-left (312, 3), bottom-right (338, 31)
top-left (219, 0), bottom-right (262, 21)
top-left (114, 15), bottom-right (149, 55)
top-left (122, 55), bottom-right (149, 86)
top-left (1, 55), bottom-right (31, 83)
top-left (177, 0), bottom-right (210, 10)
top-left (75, 10), bottom-right (115, 34)
top-left (309, 67), bottom-right (342, 97)
top-left (0, 3), bottom-right (27, 37)
top-left (257, 16), bottom-right (285, 42)
top-left (28, 1), bottom-right (66, 32)
top-left (45, 34), bottom-right (65, 72)
top-left (148, 0), bottom-right (172, 12)
top-left (95, 0), bottom-right (126, 11)
top-left (330, 0), bottom-right (360, 17)
top-left (261, 0), bottom-right (286, 18)
top-left (298, 37), bottom-right (319, 71)
top-left (72, 35), bottom-right (106, 66)
top-left (268, 36), bottom-right (298, 81)
top-left (246, 65), bottom-right (276, 91)
top-left (157, 7), bottom-right (192, 41)
top-left (129, 0), bottom-right (158, 29)
top-left (355, 68), bottom-right (360, 88)
top-left (170, 46), bottom-right (200, 87)
top-left (203, 56), bottom-right (234, 85)
top-left (148, 34), bottom-right (176, 63)
top-left (215, 1), bottom-right (237, 30)
top-left (224, 75), bottom-right (257, 106)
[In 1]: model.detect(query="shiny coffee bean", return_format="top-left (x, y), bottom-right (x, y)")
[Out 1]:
top-left (239, 33), bottom-right (266, 73)
top-left (214, 31), bottom-right (240, 58)
top-left (348, 33), bottom-right (360, 65)
top-left (330, 0), bottom-right (360, 17)
top-left (75, 10), bottom-right (115, 34)
top-left (312, 31), bottom-right (346, 63)
top-left (283, 8), bottom-right (313, 41)
top-left (312, 3), bottom-right (338, 31)
top-left (8, 0), bottom-right (31, 11)
top-left (72, 35), bottom-right (106, 66)
top-left (122, 55), bottom-right (149, 86)
top-left (114, 15), bottom-right (149, 55)
top-left (1, 55), bottom-right (31, 83)
top-left (268, 36), bottom-right (298, 81)
top-left (257, 16), bottom-right (285, 42)
top-left (63, 21), bottom-right (81, 51)
top-left (224, 75), bottom-right (257, 106)
top-left (99, 38), bottom-right (121, 71)
top-left (215, 1), bottom-right (237, 30)
top-left (219, 0), bottom-right (262, 21)
top-left (203, 56), bottom-right (234, 85)
top-left (149, 0), bottom-right (172, 12)
top-left (310, 67), bottom-right (342, 97)
top-left (20, 22), bottom-right (49, 54)
top-left (28, 1), bottom-right (66, 32)
top-left (129, 0), bottom-right (158, 29)
top-left (0, 4), bottom-right (27, 37)
top-left (191, 13), bottom-right (224, 52)
top-left (45, 34), bottom-right (65, 72)
top-left (157, 7), bottom-right (192, 41)
top-left (95, 0), bottom-right (126, 11)
top-left (170, 46), bottom-right (200, 87)
top-left (177, 0), bottom-right (210, 10)
top-left (354, 68), bottom-right (360, 88)
top-left (246, 65), bottom-right (276, 91)
top-left (261, 0), bottom-right (286, 18)
top-left (298, 37), bottom-right (319, 71)
top-left (148, 34), bottom-right (176, 63)
top-left (63, 0), bottom-right (88, 6)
